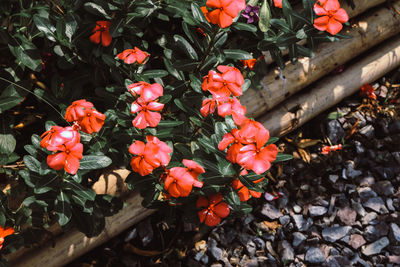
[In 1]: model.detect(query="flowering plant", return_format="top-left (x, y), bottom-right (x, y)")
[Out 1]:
top-left (0, 0), bottom-right (350, 260)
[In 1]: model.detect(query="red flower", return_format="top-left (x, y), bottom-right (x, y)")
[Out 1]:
top-left (90, 21), bottom-right (112, 47)
top-left (236, 128), bottom-right (278, 174)
top-left (274, 0), bottom-right (282, 8)
top-left (360, 84), bottom-right (377, 100)
top-left (117, 47), bottom-right (150, 64)
top-left (200, 98), bottom-right (218, 117)
top-left (127, 82), bottom-right (163, 102)
top-left (241, 58), bottom-right (257, 70)
top-left (238, 119), bottom-right (269, 142)
top-left (313, 0), bottom-right (349, 35)
top-left (47, 141), bottom-right (83, 175)
top-left (204, 0), bottom-right (246, 28)
top-left (131, 98), bottom-right (164, 129)
top-left (163, 160), bottom-right (204, 198)
top-left (232, 177), bottom-right (264, 201)
top-left (0, 226), bottom-right (14, 250)
top-left (217, 97), bottom-right (247, 125)
top-left (129, 136), bottom-right (171, 176)
top-left (65, 100), bottom-right (106, 134)
top-left (40, 126), bottom-right (80, 152)
top-left (202, 66), bottom-right (244, 98)
top-left (218, 128), bottom-right (247, 163)
top-left (197, 193), bottom-right (230, 226)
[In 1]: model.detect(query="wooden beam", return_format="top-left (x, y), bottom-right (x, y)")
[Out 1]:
top-left (244, 0), bottom-right (400, 118)
top-left (260, 35), bottom-right (400, 137)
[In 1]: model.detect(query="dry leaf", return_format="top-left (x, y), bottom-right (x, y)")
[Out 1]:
top-left (297, 148), bottom-right (311, 164)
top-left (345, 118), bottom-right (360, 139)
top-left (295, 139), bottom-right (321, 149)
top-left (262, 221), bottom-right (282, 231)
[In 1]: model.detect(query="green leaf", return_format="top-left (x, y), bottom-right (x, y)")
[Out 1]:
top-left (33, 15), bottom-right (56, 42)
top-left (189, 74), bottom-right (202, 93)
top-left (64, 179), bottom-right (96, 201)
top-left (174, 98), bottom-right (188, 112)
top-left (55, 191), bottom-right (72, 226)
top-left (157, 120), bottom-right (184, 127)
top-left (191, 2), bottom-right (208, 24)
top-left (259, 0), bottom-right (271, 32)
top-left (233, 23), bottom-right (257, 33)
top-left (327, 111), bottom-right (344, 120)
top-left (274, 153), bottom-right (293, 162)
top-left (64, 13), bottom-right (78, 41)
top-left (173, 35), bottom-right (198, 60)
top-left (0, 119), bottom-right (16, 155)
top-left (34, 174), bottom-right (60, 194)
top-left (217, 158), bottom-right (235, 176)
top-left (197, 136), bottom-right (217, 154)
top-left (141, 69), bottom-right (169, 79)
top-left (266, 137), bottom-right (279, 145)
top-left (23, 155), bottom-right (41, 173)
top-left (0, 96), bottom-right (24, 113)
top-left (224, 49), bottom-right (252, 60)
top-left (84, 2), bottom-right (111, 18)
top-left (79, 155), bottom-right (112, 170)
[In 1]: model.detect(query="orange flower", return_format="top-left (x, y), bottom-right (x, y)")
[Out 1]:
top-left (232, 177), bottom-right (264, 202)
top-left (241, 58), bottom-right (257, 70)
top-left (217, 97), bottom-right (247, 125)
top-left (218, 128), bottom-right (247, 163)
top-left (197, 193), bottom-right (230, 226)
top-left (0, 226), bottom-right (14, 250)
top-left (313, 0), bottom-right (349, 35)
top-left (202, 66), bottom-right (244, 98)
top-left (204, 0), bottom-right (246, 28)
top-left (65, 100), bottom-right (106, 134)
top-left (40, 126), bottom-right (80, 152)
top-left (360, 84), bottom-right (377, 100)
top-left (117, 47), bottom-right (150, 64)
top-left (274, 0), bottom-right (282, 8)
top-left (131, 98), bottom-right (164, 129)
top-left (47, 141), bottom-right (83, 175)
top-left (90, 21), bottom-right (112, 47)
top-left (321, 144), bottom-right (342, 154)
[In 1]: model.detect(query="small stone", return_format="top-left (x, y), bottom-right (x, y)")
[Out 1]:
top-left (308, 206), bottom-right (327, 217)
top-left (389, 255), bottom-right (400, 264)
top-left (293, 205), bottom-right (302, 213)
top-left (358, 187), bottom-right (377, 199)
top-left (372, 181), bottom-right (394, 196)
top-left (354, 140), bottom-right (366, 154)
top-left (209, 246), bottom-right (223, 261)
top-left (292, 215), bottom-right (312, 232)
top-left (361, 237), bottom-right (389, 256)
top-left (359, 125), bottom-right (375, 139)
top-left (349, 234), bottom-right (366, 249)
top-left (210, 263), bottom-right (223, 267)
top-left (246, 240), bottom-right (257, 257)
top-left (387, 198), bottom-right (395, 211)
top-left (359, 175), bottom-right (375, 186)
top-left (345, 161), bottom-right (362, 179)
top-left (390, 223), bottom-right (400, 244)
top-left (337, 206), bottom-right (357, 225)
top-left (292, 232), bottom-right (306, 247)
top-left (261, 203), bottom-right (282, 220)
top-left (322, 226), bottom-right (352, 242)
top-left (352, 111), bottom-right (367, 127)
top-left (305, 247), bottom-right (325, 264)
top-left (363, 197), bottom-right (389, 214)
top-left (279, 215), bottom-right (290, 226)
top-left (329, 174), bottom-right (339, 183)
top-left (327, 120), bottom-right (345, 144)
top-left (280, 240), bottom-right (294, 263)
top-left (362, 212), bottom-right (378, 225)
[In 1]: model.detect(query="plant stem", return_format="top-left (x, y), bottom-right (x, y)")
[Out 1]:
top-left (195, 27), bottom-right (220, 73)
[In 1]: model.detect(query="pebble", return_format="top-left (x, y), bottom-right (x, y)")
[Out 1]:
top-left (390, 223), bottom-right (400, 244)
top-left (359, 125), bottom-right (375, 139)
top-left (362, 197), bottom-right (389, 214)
top-left (292, 215), bottom-right (312, 232)
top-left (246, 240), bottom-right (256, 257)
top-left (337, 206), bottom-right (357, 225)
top-left (345, 161), bottom-right (362, 179)
top-left (362, 212), bottom-right (377, 225)
top-left (329, 174), bottom-right (339, 183)
top-left (293, 205), bottom-right (302, 213)
top-left (292, 232), bottom-right (306, 247)
top-left (357, 187), bottom-right (377, 200)
top-left (372, 180), bottom-right (394, 196)
top-left (322, 226), bottom-right (352, 242)
top-left (308, 206), bottom-right (327, 217)
top-left (280, 240), bottom-right (294, 263)
top-left (354, 140), bottom-right (366, 154)
top-left (305, 247), bottom-right (325, 264)
top-left (261, 203), bottom-right (283, 220)
top-left (349, 234), bottom-right (366, 249)
top-left (361, 237), bottom-right (389, 256)
top-left (279, 215), bottom-right (290, 226)
top-left (327, 120), bottom-right (345, 144)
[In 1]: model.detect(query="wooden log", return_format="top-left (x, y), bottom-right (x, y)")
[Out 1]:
top-left (259, 35), bottom-right (400, 137)
top-left (244, 0), bottom-right (400, 118)
top-left (263, 0), bottom-right (386, 65)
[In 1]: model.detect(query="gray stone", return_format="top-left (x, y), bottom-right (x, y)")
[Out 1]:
top-left (305, 247), bottom-right (325, 264)
top-left (329, 174), bottom-right (339, 183)
top-left (354, 140), bottom-right (366, 154)
top-left (361, 237), bottom-right (389, 256)
top-left (362, 212), bottom-right (377, 225)
top-left (253, 237), bottom-right (265, 250)
top-left (279, 215), bottom-right (290, 226)
top-left (353, 111), bottom-right (367, 127)
top-left (387, 198), bottom-right (395, 211)
top-left (337, 206), bottom-right (357, 225)
top-left (293, 205), bottom-right (302, 213)
top-left (261, 203), bottom-right (282, 220)
top-left (280, 240), bottom-right (294, 263)
top-left (308, 206), bottom-right (327, 217)
top-left (390, 223), bottom-right (400, 244)
top-left (345, 161), bottom-right (362, 179)
top-left (358, 187), bottom-right (377, 199)
top-left (322, 226), bottom-right (352, 242)
top-left (209, 246), bottom-right (223, 261)
top-left (327, 120), bottom-right (345, 144)
top-left (246, 240), bottom-right (257, 257)
top-left (292, 215), bottom-right (312, 232)
top-left (359, 125), bottom-right (375, 139)
top-left (372, 181), bottom-right (394, 196)
top-left (363, 197), bottom-right (389, 214)
top-left (349, 234), bottom-right (366, 249)
top-left (292, 232), bottom-right (306, 247)
top-left (359, 176), bottom-right (375, 186)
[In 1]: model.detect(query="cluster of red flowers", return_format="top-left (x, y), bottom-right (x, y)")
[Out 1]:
top-left (128, 81), bottom-right (164, 129)
top-left (41, 100), bottom-right (105, 175)
top-left (0, 226), bottom-right (14, 250)
top-left (201, 0), bottom-right (246, 28)
top-left (313, 0), bottom-right (349, 35)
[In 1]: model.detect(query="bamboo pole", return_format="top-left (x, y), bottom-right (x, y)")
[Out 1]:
top-left (260, 35), bottom-right (400, 137)
top-left (244, 0), bottom-right (400, 118)
top-left (263, 0), bottom-right (387, 65)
